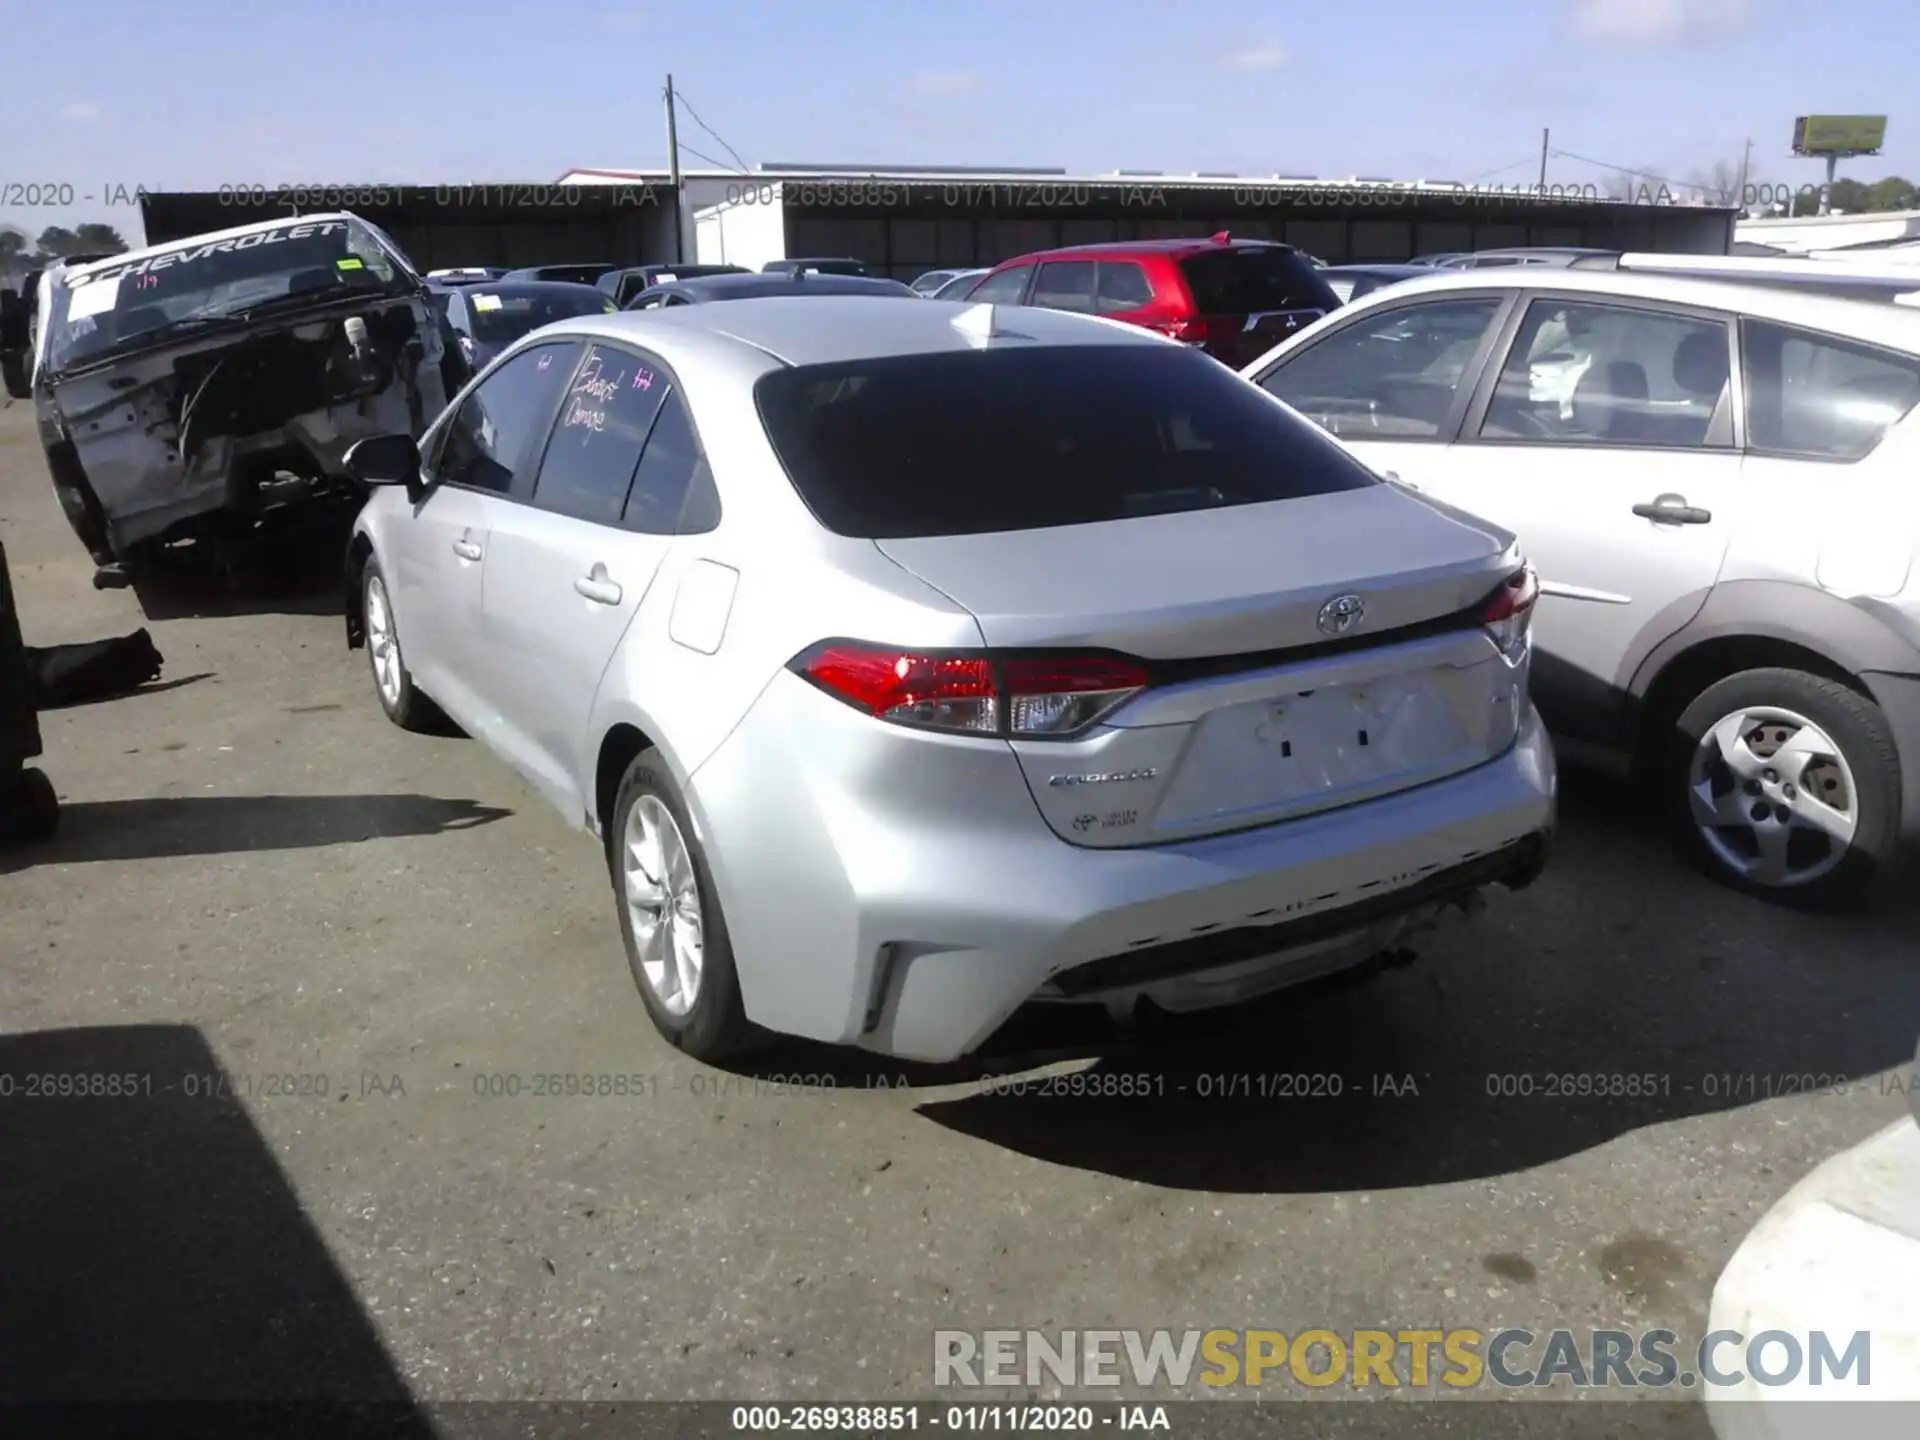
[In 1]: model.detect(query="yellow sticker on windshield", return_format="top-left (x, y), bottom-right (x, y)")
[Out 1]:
top-left (472, 294), bottom-right (502, 312)
top-left (336, 257), bottom-right (365, 271)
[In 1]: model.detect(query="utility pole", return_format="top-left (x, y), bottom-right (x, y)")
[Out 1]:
top-left (1736, 136), bottom-right (1752, 209)
top-left (1539, 128), bottom-right (1549, 190)
top-left (664, 73), bottom-right (685, 263)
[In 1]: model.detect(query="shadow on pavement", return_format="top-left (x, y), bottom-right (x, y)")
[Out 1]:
top-left (1, 792), bottom-right (511, 869)
top-left (128, 504), bottom-right (355, 622)
top-left (0, 1023), bottom-right (433, 1426)
top-left (754, 768), bottom-right (1920, 1193)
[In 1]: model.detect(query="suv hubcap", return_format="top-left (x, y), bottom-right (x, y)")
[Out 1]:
top-left (1687, 705), bottom-right (1857, 887)
top-left (365, 576), bottom-right (402, 708)
top-left (624, 795), bottom-right (704, 1016)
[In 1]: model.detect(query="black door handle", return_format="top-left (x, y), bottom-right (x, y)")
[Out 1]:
top-left (1632, 494), bottom-right (1712, 525)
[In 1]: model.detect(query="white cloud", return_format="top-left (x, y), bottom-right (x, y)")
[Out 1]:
top-left (59, 102), bottom-right (100, 122)
top-left (1569, 0), bottom-right (1748, 44)
top-left (1222, 42), bottom-right (1288, 71)
top-left (909, 71), bottom-right (980, 97)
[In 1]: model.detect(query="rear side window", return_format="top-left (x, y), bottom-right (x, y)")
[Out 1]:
top-left (1179, 246), bottom-right (1338, 315)
top-left (530, 343), bottom-right (669, 523)
top-left (1030, 261), bottom-right (1097, 313)
top-left (1096, 262), bottom-right (1154, 314)
top-left (1741, 318), bottom-right (1920, 460)
top-left (754, 344), bottom-right (1377, 539)
top-left (622, 387), bottom-right (718, 535)
top-left (436, 340), bottom-right (583, 497)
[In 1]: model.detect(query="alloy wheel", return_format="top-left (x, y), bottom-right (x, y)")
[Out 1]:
top-left (1686, 704), bottom-right (1858, 889)
top-left (623, 795), bottom-right (705, 1016)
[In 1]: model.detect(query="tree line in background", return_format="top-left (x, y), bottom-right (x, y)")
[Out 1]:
top-left (0, 222), bottom-right (131, 287)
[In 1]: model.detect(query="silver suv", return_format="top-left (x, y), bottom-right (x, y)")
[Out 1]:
top-left (1247, 266), bottom-right (1920, 907)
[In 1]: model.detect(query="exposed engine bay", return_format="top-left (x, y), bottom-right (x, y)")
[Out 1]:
top-left (13, 213), bottom-right (448, 573)
top-left (42, 298), bottom-right (444, 568)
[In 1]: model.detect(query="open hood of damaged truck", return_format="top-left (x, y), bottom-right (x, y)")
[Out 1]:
top-left (44, 292), bottom-right (448, 556)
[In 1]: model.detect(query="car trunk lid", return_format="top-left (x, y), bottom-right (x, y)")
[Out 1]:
top-left (874, 486), bottom-right (1532, 846)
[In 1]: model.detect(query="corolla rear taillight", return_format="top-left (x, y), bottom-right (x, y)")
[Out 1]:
top-left (1481, 564), bottom-right (1540, 660)
top-left (792, 644), bottom-right (1150, 739)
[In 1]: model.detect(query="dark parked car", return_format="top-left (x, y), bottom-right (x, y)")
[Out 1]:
top-left (430, 281), bottom-right (616, 388)
top-left (761, 257), bottom-right (872, 277)
top-left (625, 273), bottom-right (915, 307)
top-left (502, 263), bottom-right (618, 286)
top-left (1318, 264), bottom-right (1439, 303)
top-left (597, 264), bottom-right (749, 307)
top-left (964, 234), bottom-right (1339, 368)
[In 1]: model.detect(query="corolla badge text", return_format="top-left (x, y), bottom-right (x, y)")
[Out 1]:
top-left (1048, 769), bottom-right (1158, 789)
top-left (1317, 592), bottom-right (1365, 637)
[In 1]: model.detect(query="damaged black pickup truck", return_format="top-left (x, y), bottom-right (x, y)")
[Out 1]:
top-left (0, 213), bottom-right (448, 575)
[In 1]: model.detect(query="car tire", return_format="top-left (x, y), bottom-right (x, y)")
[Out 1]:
top-left (1664, 667), bottom-right (1903, 909)
top-left (360, 560), bottom-right (444, 733)
top-left (608, 748), bottom-right (757, 1061)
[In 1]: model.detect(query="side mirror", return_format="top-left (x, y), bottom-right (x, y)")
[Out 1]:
top-left (344, 433), bottom-right (424, 504)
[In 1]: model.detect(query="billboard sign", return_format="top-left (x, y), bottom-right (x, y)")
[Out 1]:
top-left (1792, 115), bottom-right (1888, 155)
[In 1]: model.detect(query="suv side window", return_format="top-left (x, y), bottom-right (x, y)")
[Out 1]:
top-left (1256, 296), bottom-right (1505, 440)
top-left (623, 386), bottom-right (721, 535)
top-left (1742, 318), bottom-right (1920, 461)
top-left (969, 266), bottom-right (1031, 304)
top-left (435, 339), bottom-right (583, 497)
top-left (1479, 300), bottom-right (1731, 448)
top-left (528, 343), bottom-right (670, 524)
top-left (1030, 261), bottom-right (1098, 314)
top-left (1096, 262), bottom-right (1154, 314)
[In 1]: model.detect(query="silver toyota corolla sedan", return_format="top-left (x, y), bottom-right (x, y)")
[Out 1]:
top-left (341, 297), bottom-right (1557, 1063)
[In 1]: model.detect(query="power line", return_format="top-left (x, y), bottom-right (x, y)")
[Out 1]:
top-left (677, 141), bottom-right (745, 174)
top-left (1545, 147), bottom-right (1710, 195)
top-left (672, 91), bottom-right (752, 172)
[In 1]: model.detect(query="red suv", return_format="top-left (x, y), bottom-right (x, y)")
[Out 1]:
top-left (960, 234), bottom-right (1340, 368)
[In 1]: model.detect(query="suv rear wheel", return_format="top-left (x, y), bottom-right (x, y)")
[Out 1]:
top-left (1664, 667), bottom-right (1902, 909)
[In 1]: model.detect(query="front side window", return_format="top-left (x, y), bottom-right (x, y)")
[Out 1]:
top-left (1257, 296), bottom-right (1505, 440)
top-left (1742, 318), bottom-right (1920, 460)
top-left (755, 343), bottom-right (1376, 539)
top-left (529, 343), bottom-right (670, 524)
top-left (968, 266), bottom-right (1031, 304)
top-left (436, 340), bottom-right (583, 496)
top-left (1479, 300), bottom-right (1731, 448)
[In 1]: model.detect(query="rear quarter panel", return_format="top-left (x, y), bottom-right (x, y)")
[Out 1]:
top-left (578, 352), bottom-right (988, 832)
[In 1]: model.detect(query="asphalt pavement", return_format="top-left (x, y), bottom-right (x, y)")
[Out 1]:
top-left (1, 395), bottom-right (1915, 1427)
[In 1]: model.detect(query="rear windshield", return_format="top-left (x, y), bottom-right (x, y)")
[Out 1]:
top-left (754, 344), bottom-right (1377, 539)
top-left (466, 287), bottom-right (613, 341)
top-left (1179, 246), bottom-right (1338, 316)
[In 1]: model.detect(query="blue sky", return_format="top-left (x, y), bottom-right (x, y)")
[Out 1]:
top-left (2, 0), bottom-right (1914, 249)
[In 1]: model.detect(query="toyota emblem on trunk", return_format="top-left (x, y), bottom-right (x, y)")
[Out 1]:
top-left (1317, 593), bottom-right (1365, 636)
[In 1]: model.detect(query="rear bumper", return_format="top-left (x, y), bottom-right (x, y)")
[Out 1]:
top-left (690, 675), bottom-right (1556, 1063)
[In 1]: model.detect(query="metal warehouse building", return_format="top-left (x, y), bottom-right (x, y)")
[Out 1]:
top-left (140, 165), bottom-right (1736, 276)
